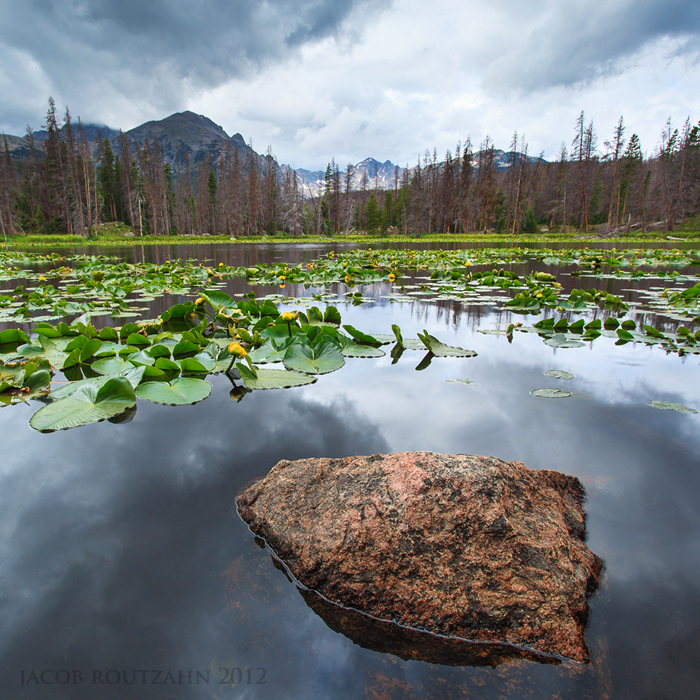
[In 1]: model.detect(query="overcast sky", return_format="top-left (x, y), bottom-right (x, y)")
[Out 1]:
top-left (1, 0), bottom-right (699, 169)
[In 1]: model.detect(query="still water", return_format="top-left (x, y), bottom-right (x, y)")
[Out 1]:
top-left (1, 244), bottom-right (699, 699)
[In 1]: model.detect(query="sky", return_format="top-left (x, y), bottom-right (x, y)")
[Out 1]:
top-left (1, 0), bottom-right (700, 170)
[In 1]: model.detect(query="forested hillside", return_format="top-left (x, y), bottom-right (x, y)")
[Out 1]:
top-left (1, 100), bottom-right (699, 239)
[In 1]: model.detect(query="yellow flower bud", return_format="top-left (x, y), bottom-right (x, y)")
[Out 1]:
top-left (388, 273), bottom-right (396, 282)
top-left (218, 262), bottom-right (224, 267)
top-left (228, 342), bottom-right (247, 358)
top-left (195, 297), bottom-right (205, 306)
top-left (280, 311), bottom-right (298, 322)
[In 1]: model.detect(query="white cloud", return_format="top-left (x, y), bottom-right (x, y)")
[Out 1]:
top-left (1, 0), bottom-right (699, 168)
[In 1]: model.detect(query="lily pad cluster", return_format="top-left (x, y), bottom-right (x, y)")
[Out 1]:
top-left (238, 247), bottom-right (700, 323)
top-left (492, 315), bottom-right (700, 356)
top-left (0, 283), bottom-right (478, 432)
top-left (0, 254), bottom-right (249, 324)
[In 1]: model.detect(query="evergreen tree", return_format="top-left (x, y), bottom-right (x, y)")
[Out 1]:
top-left (99, 138), bottom-right (117, 221)
top-left (364, 193), bottom-right (381, 234)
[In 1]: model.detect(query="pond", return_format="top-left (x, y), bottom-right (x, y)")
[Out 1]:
top-left (1, 243), bottom-right (699, 699)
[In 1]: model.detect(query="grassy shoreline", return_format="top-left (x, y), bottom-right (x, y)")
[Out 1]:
top-left (3, 228), bottom-right (700, 249)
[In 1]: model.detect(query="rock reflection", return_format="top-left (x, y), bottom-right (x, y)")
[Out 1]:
top-left (298, 588), bottom-right (562, 668)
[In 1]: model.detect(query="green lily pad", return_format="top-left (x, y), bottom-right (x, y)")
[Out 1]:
top-left (30, 377), bottom-right (136, 432)
top-left (283, 340), bottom-right (345, 375)
top-left (342, 324), bottom-right (382, 347)
top-left (543, 334), bottom-right (586, 348)
top-left (248, 337), bottom-right (296, 364)
top-left (417, 331), bottom-right (477, 357)
top-left (237, 363), bottom-right (317, 390)
top-left (647, 401), bottom-right (697, 413)
top-left (544, 369), bottom-right (574, 380)
top-left (340, 343), bottom-right (386, 358)
top-left (92, 357), bottom-right (133, 375)
top-left (202, 289), bottom-right (236, 309)
top-left (531, 388), bottom-right (572, 398)
top-left (135, 377), bottom-right (212, 405)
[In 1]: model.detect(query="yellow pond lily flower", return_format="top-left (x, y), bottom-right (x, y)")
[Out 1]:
top-left (388, 273), bottom-right (396, 282)
top-left (280, 311), bottom-right (298, 322)
top-left (195, 297), bottom-right (205, 306)
top-left (228, 342), bottom-right (247, 358)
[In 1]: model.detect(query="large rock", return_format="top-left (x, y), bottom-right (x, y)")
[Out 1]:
top-left (236, 452), bottom-right (602, 664)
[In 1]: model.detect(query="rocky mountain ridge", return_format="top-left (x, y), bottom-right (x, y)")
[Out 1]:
top-left (5, 110), bottom-right (546, 189)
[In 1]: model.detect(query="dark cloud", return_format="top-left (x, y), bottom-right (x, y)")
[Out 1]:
top-left (486, 0), bottom-right (700, 91)
top-left (0, 0), bottom-right (389, 130)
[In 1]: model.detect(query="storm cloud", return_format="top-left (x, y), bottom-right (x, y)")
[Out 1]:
top-left (1, 0), bottom-right (699, 167)
top-left (485, 0), bottom-right (700, 91)
top-left (0, 0), bottom-right (389, 130)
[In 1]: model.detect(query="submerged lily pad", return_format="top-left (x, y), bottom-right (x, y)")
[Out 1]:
top-left (647, 401), bottom-right (697, 413)
top-left (543, 334), bottom-right (586, 349)
top-left (544, 369), bottom-right (574, 380)
top-left (30, 377), bottom-right (136, 432)
top-left (445, 378), bottom-right (475, 385)
top-left (531, 388), bottom-right (572, 398)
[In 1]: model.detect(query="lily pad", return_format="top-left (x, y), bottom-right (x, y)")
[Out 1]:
top-left (417, 331), bottom-right (477, 357)
top-left (30, 377), bottom-right (136, 432)
top-left (283, 340), bottom-right (345, 375)
top-left (340, 343), bottom-right (386, 358)
top-left (237, 363), bottom-right (317, 390)
top-left (531, 388), bottom-right (572, 398)
top-left (135, 377), bottom-right (212, 405)
top-left (647, 401), bottom-right (697, 413)
top-left (543, 334), bottom-right (586, 349)
top-left (544, 370), bottom-right (574, 380)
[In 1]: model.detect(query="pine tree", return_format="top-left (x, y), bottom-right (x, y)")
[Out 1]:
top-left (364, 193), bottom-right (381, 234)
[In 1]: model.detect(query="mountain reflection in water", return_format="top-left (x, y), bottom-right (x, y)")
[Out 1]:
top-left (1, 246), bottom-right (700, 699)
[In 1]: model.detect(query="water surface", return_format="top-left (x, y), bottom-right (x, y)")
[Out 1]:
top-left (1, 245), bottom-right (699, 699)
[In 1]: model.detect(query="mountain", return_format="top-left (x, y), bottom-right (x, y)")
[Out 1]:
top-left (122, 111), bottom-right (252, 168)
top-left (294, 151), bottom-right (547, 196)
top-left (488, 149), bottom-right (547, 170)
top-left (2, 134), bottom-right (43, 160)
top-left (31, 123), bottom-right (120, 143)
top-left (5, 109), bottom-right (548, 186)
top-left (297, 158), bottom-right (407, 195)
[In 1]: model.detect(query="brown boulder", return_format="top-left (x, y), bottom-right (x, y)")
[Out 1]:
top-left (236, 452), bottom-right (602, 664)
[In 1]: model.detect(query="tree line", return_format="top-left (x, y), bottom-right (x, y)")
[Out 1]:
top-left (1, 101), bottom-right (699, 239)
